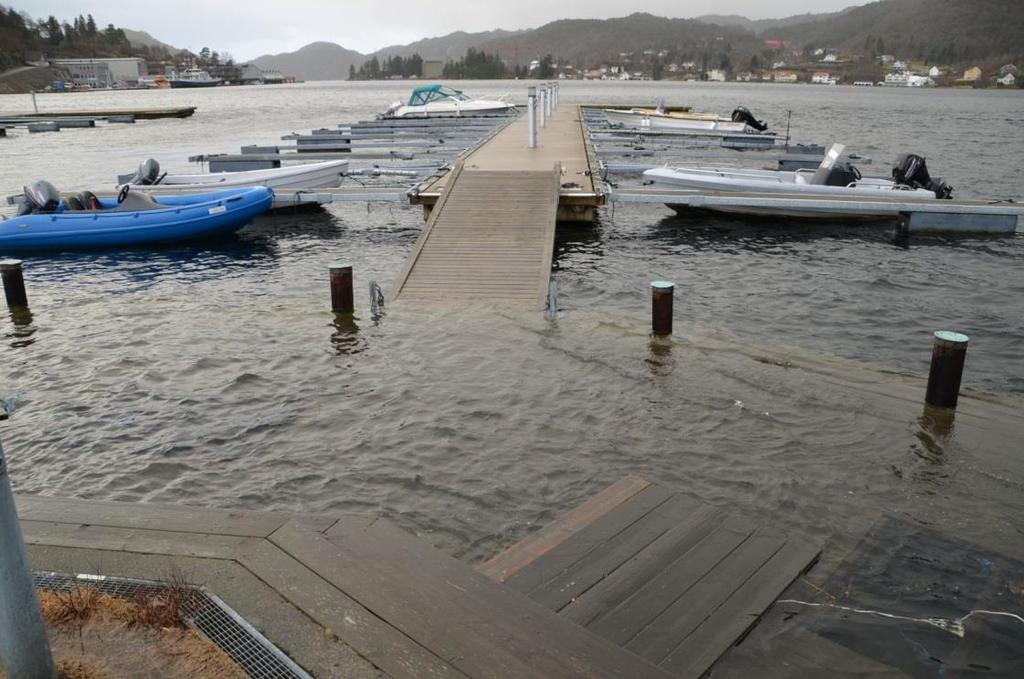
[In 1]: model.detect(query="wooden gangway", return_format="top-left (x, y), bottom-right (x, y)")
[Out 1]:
top-left (394, 103), bottom-right (601, 307)
top-left (392, 161), bottom-right (560, 308)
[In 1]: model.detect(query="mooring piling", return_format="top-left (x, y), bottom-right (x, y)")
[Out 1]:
top-left (0, 437), bottom-right (57, 679)
top-left (527, 87), bottom-right (537, 149)
top-left (0, 260), bottom-right (28, 309)
top-left (330, 263), bottom-right (354, 314)
top-left (651, 281), bottom-right (674, 335)
top-left (925, 331), bottom-right (969, 409)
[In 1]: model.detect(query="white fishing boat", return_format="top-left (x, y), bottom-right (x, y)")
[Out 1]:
top-left (118, 158), bottom-right (349, 192)
top-left (381, 84), bottom-right (514, 118)
top-left (643, 144), bottom-right (954, 219)
top-left (168, 67), bottom-right (222, 88)
top-left (603, 104), bottom-right (769, 133)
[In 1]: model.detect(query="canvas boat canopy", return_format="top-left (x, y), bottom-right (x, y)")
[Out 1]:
top-left (407, 84), bottom-right (470, 106)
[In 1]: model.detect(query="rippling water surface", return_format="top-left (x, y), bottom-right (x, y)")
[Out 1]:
top-left (1, 81), bottom-right (1022, 591)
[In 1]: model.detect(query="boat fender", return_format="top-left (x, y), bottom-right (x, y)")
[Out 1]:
top-left (731, 106), bottom-right (769, 132)
top-left (16, 180), bottom-right (61, 216)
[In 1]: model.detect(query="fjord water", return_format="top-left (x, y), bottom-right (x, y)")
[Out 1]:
top-left (1, 79), bottom-right (1023, 607)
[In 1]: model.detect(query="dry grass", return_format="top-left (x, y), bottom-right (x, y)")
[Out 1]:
top-left (6, 584), bottom-right (246, 679)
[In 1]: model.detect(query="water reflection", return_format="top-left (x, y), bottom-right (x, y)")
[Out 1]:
top-left (913, 405), bottom-right (957, 462)
top-left (330, 313), bottom-right (365, 355)
top-left (5, 307), bottom-right (35, 348)
top-left (646, 336), bottom-right (675, 376)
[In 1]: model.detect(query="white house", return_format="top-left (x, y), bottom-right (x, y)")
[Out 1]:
top-left (929, 66), bottom-right (942, 78)
top-left (822, 53), bottom-right (838, 63)
top-left (706, 69), bottom-right (727, 82)
top-left (892, 60), bottom-right (906, 70)
top-left (998, 73), bottom-right (1016, 86)
top-left (811, 71), bottom-right (837, 85)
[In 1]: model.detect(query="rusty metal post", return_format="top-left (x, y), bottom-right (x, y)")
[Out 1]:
top-left (330, 263), bottom-right (354, 314)
top-left (925, 331), bottom-right (969, 409)
top-left (0, 260), bottom-right (28, 309)
top-left (651, 281), bottom-right (674, 336)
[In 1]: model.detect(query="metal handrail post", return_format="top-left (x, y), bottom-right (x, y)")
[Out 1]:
top-left (527, 87), bottom-right (537, 148)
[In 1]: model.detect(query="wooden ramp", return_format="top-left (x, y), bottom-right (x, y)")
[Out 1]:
top-left (393, 161), bottom-right (560, 308)
top-left (478, 476), bottom-right (821, 678)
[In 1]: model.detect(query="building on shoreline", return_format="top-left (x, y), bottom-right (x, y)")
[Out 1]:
top-left (53, 57), bottom-right (146, 87)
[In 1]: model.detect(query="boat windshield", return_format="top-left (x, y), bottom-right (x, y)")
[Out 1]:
top-left (407, 85), bottom-right (470, 106)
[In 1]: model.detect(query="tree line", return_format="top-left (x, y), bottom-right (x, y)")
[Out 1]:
top-left (0, 5), bottom-right (137, 68)
top-left (349, 48), bottom-right (549, 80)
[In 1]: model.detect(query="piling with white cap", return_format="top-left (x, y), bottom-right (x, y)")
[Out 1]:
top-left (540, 86), bottom-right (548, 128)
top-left (925, 331), bottom-right (969, 409)
top-left (651, 281), bottom-right (674, 335)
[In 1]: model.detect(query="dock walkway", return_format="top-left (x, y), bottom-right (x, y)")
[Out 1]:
top-left (395, 104), bottom-right (601, 307)
top-left (478, 475), bottom-right (821, 678)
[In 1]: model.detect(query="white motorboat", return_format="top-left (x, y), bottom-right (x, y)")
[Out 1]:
top-left (168, 68), bottom-right (222, 88)
top-left (603, 104), bottom-right (769, 133)
top-left (382, 84), bottom-right (514, 118)
top-left (118, 158), bottom-right (349, 193)
top-left (643, 144), bottom-right (953, 219)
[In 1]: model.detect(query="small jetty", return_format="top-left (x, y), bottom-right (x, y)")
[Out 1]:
top-left (0, 106), bottom-right (195, 123)
top-left (16, 475), bottom-right (818, 678)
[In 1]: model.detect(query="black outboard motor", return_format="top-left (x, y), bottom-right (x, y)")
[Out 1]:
top-left (16, 180), bottom-right (61, 216)
top-left (892, 153), bottom-right (953, 199)
top-left (731, 106), bottom-right (769, 132)
top-left (129, 158), bottom-right (162, 185)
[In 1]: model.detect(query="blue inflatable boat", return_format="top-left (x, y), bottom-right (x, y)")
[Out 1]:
top-left (0, 184), bottom-right (273, 251)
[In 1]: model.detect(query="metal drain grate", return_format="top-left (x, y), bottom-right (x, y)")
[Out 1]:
top-left (34, 571), bottom-right (310, 679)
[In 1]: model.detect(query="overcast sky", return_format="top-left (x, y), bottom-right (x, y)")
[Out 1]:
top-left (16, 1), bottom-right (861, 60)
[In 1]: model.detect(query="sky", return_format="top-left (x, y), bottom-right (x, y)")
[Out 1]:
top-left (15, 1), bottom-right (861, 60)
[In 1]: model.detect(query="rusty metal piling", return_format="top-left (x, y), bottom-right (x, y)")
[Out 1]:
top-left (330, 263), bottom-right (354, 314)
top-left (651, 281), bottom-right (674, 335)
top-left (925, 331), bottom-right (969, 409)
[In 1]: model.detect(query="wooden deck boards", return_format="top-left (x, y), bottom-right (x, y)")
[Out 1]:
top-left (478, 477), bottom-right (821, 679)
top-left (393, 162), bottom-right (560, 308)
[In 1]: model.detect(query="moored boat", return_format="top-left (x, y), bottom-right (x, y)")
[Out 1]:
top-left (118, 158), bottom-right (349, 192)
top-left (604, 104), bottom-right (769, 133)
top-left (381, 84), bottom-right (514, 118)
top-left (1, 182), bottom-right (272, 250)
top-left (643, 145), bottom-right (953, 219)
top-left (168, 68), bottom-right (222, 88)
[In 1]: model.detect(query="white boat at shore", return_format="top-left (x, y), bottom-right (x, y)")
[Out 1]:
top-left (118, 158), bottom-right (349, 193)
top-left (168, 68), bottom-right (222, 88)
top-left (603, 104), bottom-right (769, 133)
top-left (381, 84), bottom-right (514, 118)
top-left (643, 144), bottom-right (953, 219)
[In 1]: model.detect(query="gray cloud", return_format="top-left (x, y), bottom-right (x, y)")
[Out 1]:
top-left (17, 0), bottom-right (860, 59)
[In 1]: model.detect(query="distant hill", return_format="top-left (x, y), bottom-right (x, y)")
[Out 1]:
top-left (375, 30), bottom-right (522, 62)
top-left (694, 12), bottom-right (847, 34)
top-left (248, 0), bottom-right (1024, 80)
top-left (123, 29), bottom-right (177, 53)
top-left (252, 41), bottom-right (364, 80)
top-left (769, 0), bottom-right (1024, 64)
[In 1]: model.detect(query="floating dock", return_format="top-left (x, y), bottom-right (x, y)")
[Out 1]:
top-left (0, 106), bottom-right (195, 123)
top-left (17, 474), bottom-right (817, 678)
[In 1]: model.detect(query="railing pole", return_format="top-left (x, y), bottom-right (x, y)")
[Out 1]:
top-left (527, 87), bottom-right (537, 148)
top-left (925, 331), bottom-right (969, 409)
top-left (540, 86), bottom-right (547, 128)
top-left (0, 437), bottom-right (56, 679)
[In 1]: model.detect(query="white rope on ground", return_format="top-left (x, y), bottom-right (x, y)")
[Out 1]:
top-left (776, 600), bottom-right (1024, 639)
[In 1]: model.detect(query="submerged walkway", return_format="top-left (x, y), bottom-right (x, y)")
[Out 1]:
top-left (396, 105), bottom-right (602, 308)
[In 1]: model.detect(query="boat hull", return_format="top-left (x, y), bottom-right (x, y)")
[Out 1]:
top-left (0, 188), bottom-right (272, 250)
top-left (603, 109), bottom-right (751, 133)
top-left (169, 79), bottom-right (222, 88)
top-left (131, 160), bottom-right (349, 192)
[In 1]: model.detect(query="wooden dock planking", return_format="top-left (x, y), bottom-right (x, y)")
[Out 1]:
top-left (477, 477), bottom-right (821, 678)
top-left (392, 162), bottom-right (560, 308)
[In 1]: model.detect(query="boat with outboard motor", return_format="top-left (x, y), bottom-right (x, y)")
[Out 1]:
top-left (117, 158), bottom-right (349, 192)
top-left (1, 181), bottom-right (272, 250)
top-left (642, 144), bottom-right (954, 219)
top-left (381, 84), bottom-right (514, 118)
top-left (603, 103), bottom-right (769, 133)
